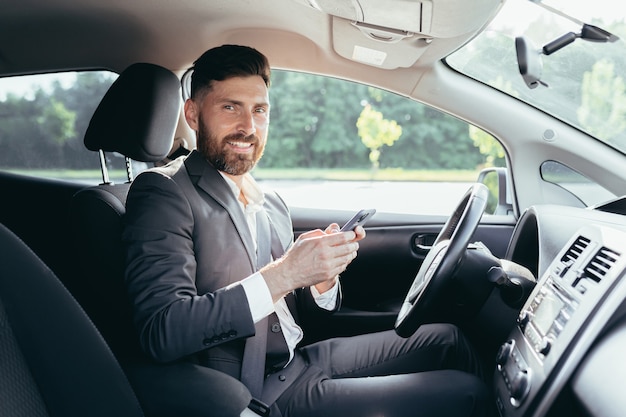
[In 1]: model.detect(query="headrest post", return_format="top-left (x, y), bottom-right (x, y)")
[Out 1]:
top-left (125, 157), bottom-right (134, 183)
top-left (98, 149), bottom-right (112, 185)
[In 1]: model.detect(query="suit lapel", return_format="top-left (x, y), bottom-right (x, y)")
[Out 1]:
top-left (263, 192), bottom-right (293, 256)
top-left (184, 151), bottom-right (257, 268)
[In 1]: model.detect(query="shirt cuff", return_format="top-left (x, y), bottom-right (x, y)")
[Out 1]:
top-left (239, 272), bottom-right (274, 323)
top-left (310, 278), bottom-right (339, 310)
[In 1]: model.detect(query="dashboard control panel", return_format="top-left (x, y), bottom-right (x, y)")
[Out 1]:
top-left (494, 225), bottom-right (626, 417)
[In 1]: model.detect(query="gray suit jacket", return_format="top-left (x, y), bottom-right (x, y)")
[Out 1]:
top-left (123, 150), bottom-right (336, 381)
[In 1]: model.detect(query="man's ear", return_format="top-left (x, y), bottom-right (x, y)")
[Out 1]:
top-left (184, 99), bottom-right (199, 131)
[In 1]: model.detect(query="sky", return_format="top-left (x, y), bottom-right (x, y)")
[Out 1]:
top-left (0, 72), bottom-right (78, 101)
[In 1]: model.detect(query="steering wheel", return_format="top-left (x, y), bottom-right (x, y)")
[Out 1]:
top-left (395, 183), bottom-right (489, 338)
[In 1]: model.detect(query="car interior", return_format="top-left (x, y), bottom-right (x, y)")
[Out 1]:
top-left (2, 0), bottom-right (626, 416)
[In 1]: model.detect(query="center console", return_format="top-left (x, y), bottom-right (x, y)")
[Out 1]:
top-left (494, 225), bottom-right (626, 417)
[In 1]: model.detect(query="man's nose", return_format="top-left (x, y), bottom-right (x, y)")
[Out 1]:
top-left (237, 112), bottom-right (256, 136)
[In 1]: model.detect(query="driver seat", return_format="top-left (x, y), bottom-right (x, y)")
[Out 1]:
top-left (68, 62), bottom-right (180, 360)
top-left (68, 63), bottom-right (257, 416)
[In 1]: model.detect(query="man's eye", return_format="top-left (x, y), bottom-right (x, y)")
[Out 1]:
top-left (224, 105), bottom-right (235, 110)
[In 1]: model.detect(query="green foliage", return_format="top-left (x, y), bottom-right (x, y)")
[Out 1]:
top-left (40, 100), bottom-right (75, 145)
top-left (469, 125), bottom-right (506, 167)
top-left (262, 70), bottom-right (501, 171)
top-left (449, 12), bottom-right (626, 155)
top-left (1, 69), bottom-right (500, 173)
top-left (0, 72), bottom-right (115, 169)
top-left (356, 104), bottom-right (402, 169)
top-left (578, 60), bottom-right (626, 142)
top-left (263, 71), bottom-right (370, 168)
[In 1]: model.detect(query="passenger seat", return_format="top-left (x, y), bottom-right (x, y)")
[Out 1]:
top-left (0, 221), bottom-right (145, 417)
top-left (0, 222), bottom-right (258, 417)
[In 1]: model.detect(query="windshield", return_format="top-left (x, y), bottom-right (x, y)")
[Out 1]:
top-left (447, 0), bottom-right (626, 154)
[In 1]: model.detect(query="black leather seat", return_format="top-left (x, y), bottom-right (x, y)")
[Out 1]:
top-left (68, 63), bottom-right (254, 417)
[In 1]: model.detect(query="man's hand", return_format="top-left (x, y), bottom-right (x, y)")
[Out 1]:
top-left (313, 223), bottom-right (365, 294)
top-left (261, 223), bottom-right (366, 302)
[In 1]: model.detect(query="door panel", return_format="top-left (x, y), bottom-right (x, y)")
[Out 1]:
top-left (290, 207), bottom-right (516, 343)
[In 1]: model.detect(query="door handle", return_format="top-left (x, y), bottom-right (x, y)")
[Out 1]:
top-left (412, 233), bottom-right (438, 254)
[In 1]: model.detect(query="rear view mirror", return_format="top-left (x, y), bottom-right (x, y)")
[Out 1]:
top-left (515, 23), bottom-right (618, 89)
top-left (515, 36), bottom-right (545, 89)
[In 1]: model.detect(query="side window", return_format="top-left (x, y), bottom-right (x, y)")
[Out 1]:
top-left (540, 160), bottom-right (616, 206)
top-left (0, 71), bottom-right (129, 184)
top-left (257, 70), bottom-right (507, 215)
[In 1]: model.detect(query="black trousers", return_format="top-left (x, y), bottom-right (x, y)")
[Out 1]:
top-left (275, 323), bottom-right (490, 417)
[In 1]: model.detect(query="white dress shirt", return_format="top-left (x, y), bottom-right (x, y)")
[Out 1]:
top-left (220, 172), bottom-right (338, 364)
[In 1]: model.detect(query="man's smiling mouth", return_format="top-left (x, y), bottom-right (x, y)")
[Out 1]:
top-left (227, 141), bottom-right (254, 149)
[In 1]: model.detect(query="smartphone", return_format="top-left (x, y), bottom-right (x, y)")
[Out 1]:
top-left (340, 208), bottom-right (376, 232)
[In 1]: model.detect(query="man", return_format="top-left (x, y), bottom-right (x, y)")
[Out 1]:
top-left (123, 44), bottom-right (489, 417)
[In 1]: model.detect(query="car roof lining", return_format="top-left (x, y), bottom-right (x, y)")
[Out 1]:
top-left (0, 0), bottom-right (502, 97)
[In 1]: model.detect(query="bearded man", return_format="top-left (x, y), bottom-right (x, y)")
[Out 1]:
top-left (123, 44), bottom-right (489, 417)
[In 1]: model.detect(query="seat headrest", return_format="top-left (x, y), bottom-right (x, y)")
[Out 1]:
top-left (84, 63), bottom-right (181, 163)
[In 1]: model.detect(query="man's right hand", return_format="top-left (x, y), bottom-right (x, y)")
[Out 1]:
top-left (260, 226), bottom-right (364, 302)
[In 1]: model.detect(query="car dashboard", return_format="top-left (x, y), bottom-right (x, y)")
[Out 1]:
top-left (494, 201), bottom-right (626, 417)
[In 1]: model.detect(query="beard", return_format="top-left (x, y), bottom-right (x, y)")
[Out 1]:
top-left (196, 116), bottom-right (264, 176)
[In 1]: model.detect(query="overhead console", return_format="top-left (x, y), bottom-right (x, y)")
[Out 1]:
top-left (494, 225), bottom-right (626, 417)
top-left (291, 0), bottom-right (504, 69)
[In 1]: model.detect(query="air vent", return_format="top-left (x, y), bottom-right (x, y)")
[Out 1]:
top-left (561, 235), bottom-right (591, 264)
top-left (583, 247), bottom-right (620, 283)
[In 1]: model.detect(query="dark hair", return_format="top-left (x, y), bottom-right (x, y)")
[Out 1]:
top-left (190, 44), bottom-right (271, 99)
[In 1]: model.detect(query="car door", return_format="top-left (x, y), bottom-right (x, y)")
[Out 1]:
top-left (287, 193), bottom-right (516, 345)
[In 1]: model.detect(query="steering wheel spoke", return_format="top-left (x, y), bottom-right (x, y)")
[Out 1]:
top-left (394, 183), bottom-right (489, 338)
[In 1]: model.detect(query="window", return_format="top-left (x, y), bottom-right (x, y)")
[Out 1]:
top-left (0, 71), bottom-right (129, 184)
top-left (446, 0), bottom-right (626, 153)
top-left (256, 70), bottom-right (507, 215)
top-left (540, 160), bottom-right (615, 206)
top-left (1, 70), bottom-right (509, 216)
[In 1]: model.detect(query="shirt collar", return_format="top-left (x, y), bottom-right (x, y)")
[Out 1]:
top-left (218, 171), bottom-right (265, 211)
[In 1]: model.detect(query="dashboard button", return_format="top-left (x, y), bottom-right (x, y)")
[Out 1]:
top-left (539, 339), bottom-right (552, 356)
top-left (510, 370), bottom-right (530, 405)
top-left (496, 340), bottom-right (514, 367)
top-left (517, 311), bottom-right (531, 331)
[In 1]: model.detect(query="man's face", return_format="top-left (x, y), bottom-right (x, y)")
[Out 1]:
top-left (185, 75), bottom-right (270, 177)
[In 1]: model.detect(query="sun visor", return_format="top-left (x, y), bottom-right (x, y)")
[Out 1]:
top-left (296, 0), bottom-right (502, 37)
top-left (304, 0), bottom-right (427, 34)
top-left (294, 0), bottom-right (503, 69)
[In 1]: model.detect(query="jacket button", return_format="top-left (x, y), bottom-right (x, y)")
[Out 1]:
top-left (278, 375), bottom-right (286, 382)
top-left (202, 338), bottom-right (211, 346)
top-left (271, 322), bottom-right (281, 333)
